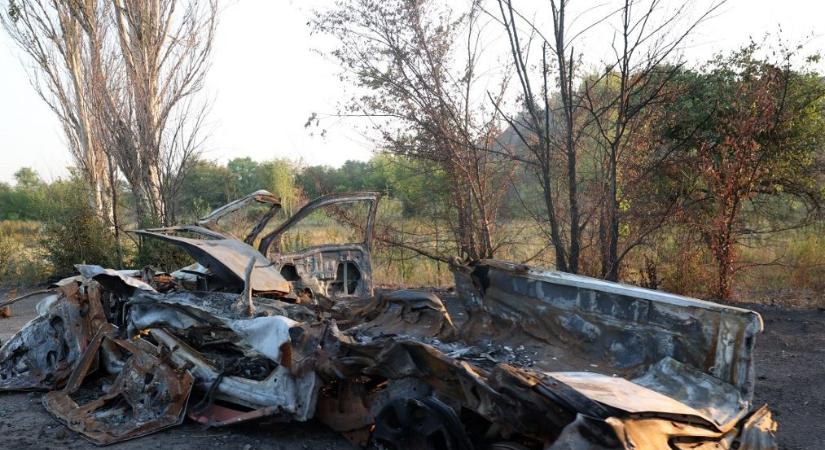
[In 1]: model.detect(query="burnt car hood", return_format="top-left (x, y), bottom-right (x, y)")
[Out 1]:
top-left (133, 229), bottom-right (290, 294)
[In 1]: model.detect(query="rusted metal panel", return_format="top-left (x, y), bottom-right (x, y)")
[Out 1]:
top-left (148, 328), bottom-right (320, 420)
top-left (259, 192), bottom-right (380, 300)
top-left (121, 289), bottom-right (320, 422)
top-left (42, 324), bottom-right (193, 445)
top-left (346, 290), bottom-right (456, 340)
top-left (189, 403), bottom-right (284, 427)
top-left (0, 282), bottom-right (106, 391)
top-left (75, 264), bottom-right (157, 293)
top-left (135, 191), bottom-right (381, 300)
top-left (315, 380), bottom-right (374, 446)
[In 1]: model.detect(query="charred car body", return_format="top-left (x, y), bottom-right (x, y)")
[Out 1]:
top-left (0, 191), bottom-right (777, 449)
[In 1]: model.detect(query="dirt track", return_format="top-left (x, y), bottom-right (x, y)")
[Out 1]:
top-left (0, 293), bottom-right (822, 449)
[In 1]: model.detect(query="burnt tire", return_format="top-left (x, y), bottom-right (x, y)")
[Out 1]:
top-left (370, 396), bottom-right (473, 450)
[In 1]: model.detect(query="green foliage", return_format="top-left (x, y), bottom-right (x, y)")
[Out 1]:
top-left (180, 157), bottom-right (301, 219)
top-left (177, 159), bottom-right (235, 219)
top-left (0, 168), bottom-right (48, 220)
top-left (227, 157), bottom-right (260, 196)
top-left (296, 154), bottom-right (452, 218)
top-left (664, 42), bottom-right (825, 298)
top-left (674, 44), bottom-right (825, 204)
top-left (256, 159), bottom-right (299, 214)
top-left (39, 178), bottom-right (118, 277)
top-left (370, 154), bottom-right (450, 216)
top-left (297, 160), bottom-right (379, 199)
top-left (133, 238), bottom-right (193, 273)
top-left (0, 171), bottom-right (119, 284)
top-left (14, 167), bottom-right (44, 191)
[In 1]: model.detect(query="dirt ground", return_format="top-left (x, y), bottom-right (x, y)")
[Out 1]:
top-left (746, 302), bottom-right (825, 450)
top-left (0, 291), bottom-right (822, 449)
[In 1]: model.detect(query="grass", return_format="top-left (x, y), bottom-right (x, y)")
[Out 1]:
top-left (4, 215), bottom-right (825, 307)
top-left (0, 221), bottom-right (51, 287)
top-left (732, 226), bottom-right (825, 307)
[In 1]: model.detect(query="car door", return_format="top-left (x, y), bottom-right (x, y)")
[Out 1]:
top-left (258, 192), bottom-right (379, 300)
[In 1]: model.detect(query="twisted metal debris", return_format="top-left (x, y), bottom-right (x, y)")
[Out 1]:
top-left (0, 191), bottom-right (777, 449)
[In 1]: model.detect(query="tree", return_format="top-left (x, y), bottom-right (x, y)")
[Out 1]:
top-left (228, 157), bottom-right (261, 197)
top-left (296, 165), bottom-right (335, 200)
top-left (369, 154), bottom-right (451, 217)
top-left (495, 0), bottom-right (586, 273)
top-left (312, 0), bottom-right (515, 261)
top-left (40, 176), bottom-right (118, 276)
top-left (13, 167), bottom-right (43, 191)
top-left (0, 168), bottom-right (46, 220)
top-left (103, 0), bottom-right (217, 225)
top-left (2, 0), bottom-right (218, 227)
top-left (580, 0), bottom-right (724, 281)
top-left (177, 159), bottom-right (234, 218)
top-left (496, 0), bottom-right (723, 279)
top-left (256, 159), bottom-right (299, 214)
top-left (667, 43), bottom-right (825, 300)
top-left (2, 0), bottom-right (114, 219)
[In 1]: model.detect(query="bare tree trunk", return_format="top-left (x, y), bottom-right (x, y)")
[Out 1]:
top-left (106, 152), bottom-right (123, 267)
top-left (714, 243), bottom-right (734, 301)
top-left (604, 151), bottom-right (620, 281)
top-left (550, 1), bottom-right (581, 273)
top-left (1, 0), bottom-right (113, 220)
top-left (540, 164), bottom-right (568, 272)
top-left (3, 0), bottom-right (214, 228)
top-left (106, 0), bottom-right (216, 225)
top-left (498, 0), bottom-right (579, 273)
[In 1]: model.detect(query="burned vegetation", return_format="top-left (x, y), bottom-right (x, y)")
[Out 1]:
top-left (0, 191), bottom-right (777, 449)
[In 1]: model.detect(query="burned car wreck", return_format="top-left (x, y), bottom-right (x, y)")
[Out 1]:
top-left (0, 191), bottom-right (777, 449)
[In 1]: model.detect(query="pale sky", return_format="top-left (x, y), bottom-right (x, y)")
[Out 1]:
top-left (1, 0), bottom-right (824, 184)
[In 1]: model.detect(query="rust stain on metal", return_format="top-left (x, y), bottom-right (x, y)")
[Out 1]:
top-left (42, 324), bottom-right (193, 445)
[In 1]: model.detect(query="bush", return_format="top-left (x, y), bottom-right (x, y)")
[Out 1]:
top-left (39, 180), bottom-right (119, 277)
top-left (133, 238), bottom-right (192, 273)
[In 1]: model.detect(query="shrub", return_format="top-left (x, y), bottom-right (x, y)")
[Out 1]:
top-left (39, 180), bottom-right (118, 277)
top-left (133, 238), bottom-right (192, 273)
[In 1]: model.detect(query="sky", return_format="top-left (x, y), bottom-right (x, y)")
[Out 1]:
top-left (1, 0), bottom-right (824, 184)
